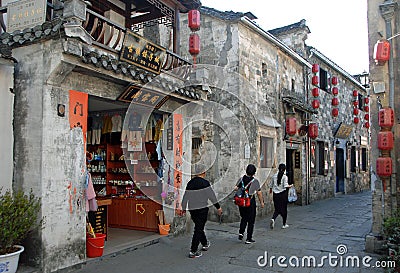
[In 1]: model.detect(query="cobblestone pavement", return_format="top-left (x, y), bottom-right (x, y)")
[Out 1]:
top-left (73, 191), bottom-right (386, 273)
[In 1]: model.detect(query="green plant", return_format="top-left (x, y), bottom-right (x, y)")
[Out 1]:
top-left (0, 188), bottom-right (42, 255)
top-left (382, 209), bottom-right (400, 272)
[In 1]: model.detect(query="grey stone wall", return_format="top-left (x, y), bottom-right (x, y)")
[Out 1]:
top-left (0, 60), bottom-right (14, 191)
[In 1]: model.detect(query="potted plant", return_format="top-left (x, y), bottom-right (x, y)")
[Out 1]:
top-left (381, 209), bottom-right (400, 273)
top-left (0, 188), bottom-right (42, 273)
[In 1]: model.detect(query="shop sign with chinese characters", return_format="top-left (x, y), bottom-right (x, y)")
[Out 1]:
top-left (120, 30), bottom-right (166, 74)
top-left (7, 0), bottom-right (46, 33)
top-left (117, 85), bottom-right (169, 109)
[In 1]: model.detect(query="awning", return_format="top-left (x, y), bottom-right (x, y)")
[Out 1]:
top-left (258, 116), bottom-right (281, 128)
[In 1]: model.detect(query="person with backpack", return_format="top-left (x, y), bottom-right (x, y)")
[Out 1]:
top-left (234, 164), bottom-right (264, 244)
top-left (269, 163), bottom-right (292, 229)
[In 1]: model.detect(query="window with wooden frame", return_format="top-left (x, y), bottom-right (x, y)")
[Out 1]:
top-left (260, 137), bottom-right (274, 168)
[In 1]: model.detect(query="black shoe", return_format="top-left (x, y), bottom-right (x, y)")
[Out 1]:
top-left (189, 251), bottom-right (202, 258)
top-left (201, 241), bottom-right (210, 251)
top-left (238, 233), bottom-right (244, 240)
top-left (245, 239), bottom-right (255, 244)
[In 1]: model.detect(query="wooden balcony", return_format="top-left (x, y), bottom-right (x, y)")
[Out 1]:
top-left (0, 2), bottom-right (191, 74)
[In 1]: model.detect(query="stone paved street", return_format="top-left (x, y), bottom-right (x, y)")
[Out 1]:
top-left (73, 191), bottom-right (385, 273)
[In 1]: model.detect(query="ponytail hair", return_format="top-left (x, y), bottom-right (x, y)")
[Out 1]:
top-left (277, 163), bottom-right (286, 186)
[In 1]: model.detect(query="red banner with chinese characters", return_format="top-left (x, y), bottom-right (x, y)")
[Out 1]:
top-left (173, 114), bottom-right (183, 213)
top-left (69, 90), bottom-right (88, 151)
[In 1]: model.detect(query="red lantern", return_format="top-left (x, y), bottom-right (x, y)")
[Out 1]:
top-left (364, 97), bottom-right (369, 104)
top-left (353, 100), bottom-right (359, 107)
top-left (312, 88), bottom-right (319, 97)
top-left (353, 108), bottom-right (359, 115)
top-left (188, 10), bottom-right (201, 31)
top-left (353, 90), bottom-right (358, 97)
top-left (308, 123), bottom-right (318, 139)
top-left (376, 157), bottom-right (392, 177)
top-left (312, 75), bottom-right (319, 86)
top-left (332, 87), bottom-right (338, 96)
top-left (378, 131), bottom-right (394, 150)
top-left (286, 117), bottom-right (297, 136)
top-left (312, 64), bottom-right (319, 73)
top-left (364, 105), bottom-right (369, 112)
top-left (189, 33), bottom-right (200, 56)
top-left (331, 76), bottom-right (338, 86)
top-left (373, 39), bottom-right (390, 64)
top-left (332, 108), bottom-right (339, 117)
top-left (364, 113), bottom-right (370, 120)
top-left (331, 97), bottom-right (339, 106)
top-left (311, 99), bottom-right (320, 109)
top-left (379, 108), bottom-right (394, 128)
top-left (354, 117), bottom-right (360, 124)
top-left (364, 121), bottom-right (370, 129)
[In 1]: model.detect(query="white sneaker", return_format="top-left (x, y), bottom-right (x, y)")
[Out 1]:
top-left (282, 224), bottom-right (289, 229)
top-left (270, 219), bottom-right (275, 229)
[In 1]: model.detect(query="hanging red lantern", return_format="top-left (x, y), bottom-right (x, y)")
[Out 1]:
top-left (332, 108), bottom-right (339, 117)
top-left (286, 117), bottom-right (297, 136)
top-left (353, 90), bottom-right (358, 97)
top-left (364, 97), bottom-right (369, 104)
top-left (308, 123), bottom-right (318, 139)
top-left (188, 10), bottom-right (201, 31)
top-left (312, 75), bottom-right (319, 86)
top-left (189, 33), bottom-right (200, 56)
top-left (312, 64), bottom-right (319, 73)
top-left (376, 157), bottom-right (392, 177)
top-left (353, 100), bottom-right (359, 107)
top-left (364, 121), bottom-right (370, 129)
top-left (331, 97), bottom-right (339, 106)
top-left (364, 113), bottom-right (370, 121)
top-left (311, 99), bottom-right (320, 109)
top-left (379, 108), bottom-right (394, 128)
top-left (364, 105), bottom-right (369, 112)
top-left (312, 88), bottom-right (319, 97)
top-left (354, 117), bottom-right (360, 124)
top-left (331, 76), bottom-right (338, 86)
top-left (332, 87), bottom-right (338, 96)
top-left (378, 131), bottom-right (394, 150)
top-left (373, 39), bottom-right (390, 65)
top-left (353, 108), bottom-right (359, 115)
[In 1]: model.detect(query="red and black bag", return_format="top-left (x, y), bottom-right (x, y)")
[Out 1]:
top-left (234, 178), bottom-right (253, 207)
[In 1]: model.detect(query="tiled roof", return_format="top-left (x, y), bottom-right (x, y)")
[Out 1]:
top-left (269, 19), bottom-right (310, 36)
top-left (200, 6), bottom-right (256, 21)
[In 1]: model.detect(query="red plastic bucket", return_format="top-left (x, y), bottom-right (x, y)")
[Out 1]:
top-left (86, 233), bottom-right (106, 258)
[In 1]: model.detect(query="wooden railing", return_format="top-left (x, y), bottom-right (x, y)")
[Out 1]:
top-left (0, 6), bottom-right (7, 34)
top-left (83, 8), bottom-right (192, 73)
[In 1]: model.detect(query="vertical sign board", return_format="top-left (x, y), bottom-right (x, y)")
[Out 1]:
top-left (7, 0), bottom-right (47, 33)
top-left (173, 114), bottom-right (183, 213)
top-left (88, 206), bottom-right (107, 239)
top-left (69, 90), bottom-right (88, 152)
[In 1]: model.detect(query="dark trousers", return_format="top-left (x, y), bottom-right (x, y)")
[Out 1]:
top-left (189, 208), bottom-right (209, 252)
top-left (272, 190), bottom-right (288, 225)
top-left (238, 198), bottom-right (256, 240)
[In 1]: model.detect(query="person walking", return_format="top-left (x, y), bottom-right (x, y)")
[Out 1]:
top-left (269, 163), bottom-right (292, 229)
top-left (234, 164), bottom-right (264, 244)
top-left (181, 164), bottom-right (223, 258)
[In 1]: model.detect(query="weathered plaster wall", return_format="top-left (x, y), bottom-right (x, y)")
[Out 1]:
top-left (13, 39), bottom-right (87, 272)
top-left (0, 60), bottom-right (14, 191)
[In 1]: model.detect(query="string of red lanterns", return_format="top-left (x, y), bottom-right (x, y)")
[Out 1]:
top-left (376, 107), bottom-right (394, 191)
top-left (331, 76), bottom-right (339, 118)
top-left (309, 64), bottom-right (319, 139)
top-left (352, 90), bottom-right (359, 124)
top-left (363, 97), bottom-right (370, 129)
top-left (188, 10), bottom-right (201, 64)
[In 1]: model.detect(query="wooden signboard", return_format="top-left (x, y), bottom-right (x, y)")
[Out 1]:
top-left (88, 206), bottom-right (108, 239)
top-left (120, 30), bottom-right (166, 74)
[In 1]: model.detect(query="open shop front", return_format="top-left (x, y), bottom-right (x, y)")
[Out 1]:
top-left (86, 94), bottom-right (170, 248)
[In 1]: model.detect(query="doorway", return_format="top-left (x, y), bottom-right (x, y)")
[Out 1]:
top-left (286, 149), bottom-right (294, 185)
top-left (336, 148), bottom-right (345, 193)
